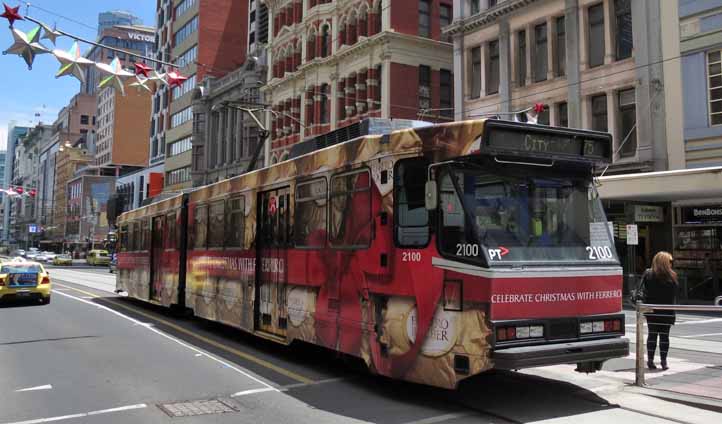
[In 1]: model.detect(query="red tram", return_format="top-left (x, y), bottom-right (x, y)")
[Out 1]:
top-left (117, 119), bottom-right (628, 389)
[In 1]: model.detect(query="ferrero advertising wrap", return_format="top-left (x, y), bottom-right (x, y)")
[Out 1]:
top-left (117, 119), bottom-right (622, 389)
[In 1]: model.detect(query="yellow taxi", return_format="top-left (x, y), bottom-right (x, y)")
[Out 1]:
top-left (0, 260), bottom-right (51, 305)
top-left (86, 250), bottom-right (111, 266)
top-left (52, 254), bottom-right (73, 266)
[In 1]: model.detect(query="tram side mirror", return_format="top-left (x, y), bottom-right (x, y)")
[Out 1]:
top-left (425, 180), bottom-right (438, 210)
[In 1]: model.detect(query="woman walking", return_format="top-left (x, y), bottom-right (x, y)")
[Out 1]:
top-left (642, 251), bottom-right (678, 370)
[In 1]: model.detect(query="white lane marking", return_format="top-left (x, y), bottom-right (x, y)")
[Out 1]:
top-left (231, 387), bottom-right (276, 397)
top-left (680, 332), bottom-right (722, 338)
top-left (15, 385), bottom-right (52, 392)
top-left (52, 289), bottom-right (279, 393)
top-left (677, 318), bottom-right (722, 325)
top-left (399, 412), bottom-right (472, 424)
top-left (281, 377), bottom-right (348, 391)
top-left (2, 403), bottom-right (147, 424)
top-left (81, 296), bottom-right (94, 299)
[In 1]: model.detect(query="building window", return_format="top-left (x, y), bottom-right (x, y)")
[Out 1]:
top-left (470, 46), bottom-right (481, 99)
top-left (615, 0), bottom-right (632, 60)
top-left (470, 1), bottom-right (479, 15)
top-left (320, 25), bottom-right (330, 57)
top-left (618, 88), bottom-right (636, 157)
top-left (175, 0), bottom-right (197, 18)
top-left (555, 16), bottom-right (566, 77)
top-left (168, 136), bottom-right (192, 156)
top-left (557, 102), bottom-right (568, 127)
top-left (419, 65), bottom-right (431, 109)
top-left (175, 45), bottom-right (197, 67)
top-left (487, 40), bottom-right (499, 95)
top-left (171, 107), bottom-right (193, 128)
top-left (419, 0), bottom-right (431, 38)
top-left (166, 166), bottom-right (191, 186)
top-left (440, 4), bottom-right (452, 42)
top-left (174, 16), bottom-right (198, 45)
top-left (517, 30), bottom-right (526, 87)
top-left (320, 83), bottom-right (330, 124)
top-left (708, 51), bottom-right (722, 125)
top-left (591, 94), bottom-right (608, 132)
top-left (588, 3), bottom-right (605, 68)
top-left (440, 69), bottom-right (453, 118)
top-left (533, 22), bottom-right (548, 82)
top-left (172, 74), bottom-right (196, 100)
top-left (80, 115), bottom-right (89, 125)
top-left (538, 107), bottom-right (550, 125)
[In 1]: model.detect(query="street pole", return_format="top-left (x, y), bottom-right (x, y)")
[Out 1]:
top-left (635, 301), bottom-right (646, 387)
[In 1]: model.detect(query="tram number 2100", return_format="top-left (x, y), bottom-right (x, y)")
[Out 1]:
top-left (586, 246), bottom-right (614, 260)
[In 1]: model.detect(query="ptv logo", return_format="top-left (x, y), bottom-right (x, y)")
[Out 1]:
top-left (488, 247), bottom-right (509, 261)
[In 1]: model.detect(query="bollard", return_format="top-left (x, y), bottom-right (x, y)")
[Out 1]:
top-left (635, 301), bottom-right (645, 386)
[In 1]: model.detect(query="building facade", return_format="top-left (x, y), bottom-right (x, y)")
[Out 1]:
top-left (263, 0), bottom-right (455, 164)
top-left (446, 0), bottom-right (684, 174)
top-left (191, 61), bottom-right (267, 186)
top-left (53, 145), bottom-right (93, 247)
top-left (98, 10), bottom-right (143, 35)
top-left (95, 86), bottom-right (151, 168)
top-left (2, 124), bottom-right (29, 243)
top-left (154, 0), bottom-right (250, 192)
top-left (65, 174), bottom-right (116, 253)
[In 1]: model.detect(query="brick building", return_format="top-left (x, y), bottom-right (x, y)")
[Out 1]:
top-left (263, 0), bottom-right (454, 164)
top-left (95, 86), bottom-right (151, 168)
top-left (153, 0), bottom-right (249, 191)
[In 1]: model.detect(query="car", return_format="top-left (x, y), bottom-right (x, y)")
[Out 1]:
top-left (109, 253), bottom-right (117, 273)
top-left (12, 249), bottom-right (26, 258)
top-left (52, 254), bottom-right (73, 266)
top-left (0, 260), bottom-right (51, 305)
top-left (39, 251), bottom-right (57, 262)
top-left (86, 249), bottom-right (111, 266)
top-left (26, 248), bottom-right (40, 260)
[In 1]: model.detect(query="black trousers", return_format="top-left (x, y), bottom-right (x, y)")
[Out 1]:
top-left (647, 322), bottom-right (671, 359)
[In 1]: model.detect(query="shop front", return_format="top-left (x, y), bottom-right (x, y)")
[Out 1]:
top-left (673, 205), bottom-right (722, 299)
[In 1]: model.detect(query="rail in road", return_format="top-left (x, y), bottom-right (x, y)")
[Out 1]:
top-left (3, 267), bottom-right (721, 423)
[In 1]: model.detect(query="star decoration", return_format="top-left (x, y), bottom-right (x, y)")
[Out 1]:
top-left (167, 71), bottom-right (188, 88)
top-left (3, 26), bottom-right (50, 69)
top-left (53, 41), bottom-right (93, 83)
top-left (134, 62), bottom-right (152, 77)
top-left (39, 21), bottom-right (62, 45)
top-left (129, 75), bottom-right (153, 93)
top-left (1, 3), bottom-right (23, 27)
top-left (96, 56), bottom-right (134, 96)
top-left (148, 70), bottom-right (168, 86)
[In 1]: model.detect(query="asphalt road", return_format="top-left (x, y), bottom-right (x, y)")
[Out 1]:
top-left (1, 268), bottom-right (718, 423)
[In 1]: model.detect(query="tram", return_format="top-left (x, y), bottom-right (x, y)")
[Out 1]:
top-left (116, 118), bottom-right (629, 389)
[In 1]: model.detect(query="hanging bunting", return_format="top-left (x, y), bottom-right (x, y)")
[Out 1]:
top-left (0, 3), bottom-right (22, 27)
top-left (53, 41), bottom-right (93, 83)
top-left (96, 56), bottom-right (133, 96)
top-left (3, 25), bottom-right (49, 69)
top-left (149, 70), bottom-right (168, 86)
top-left (129, 75), bottom-right (153, 93)
top-left (38, 21), bottom-right (61, 45)
top-left (134, 62), bottom-right (151, 77)
top-left (166, 71), bottom-right (188, 88)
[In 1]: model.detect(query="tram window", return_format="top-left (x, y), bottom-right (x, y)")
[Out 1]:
top-left (119, 224), bottom-right (128, 252)
top-left (438, 171), bottom-right (471, 256)
top-left (193, 205), bottom-right (208, 249)
top-left (294, 178), bottom-right (327, 248)
top-left (165, 213), bottom-right (176, 249)
top-left (141, 219), bottom-right (150, 251)
top-left (225, 196), bottom-right (245, 248)
top-left (330, 169), bottom-right (371, 248)
top-left (132, 222), bottom-right (141, 251)
top-left (277, 193), bottom-right (291, 246)
top-left (394, 158), bottom-right (429, 247)
top-left (208, 201), bottom-right (225, 248)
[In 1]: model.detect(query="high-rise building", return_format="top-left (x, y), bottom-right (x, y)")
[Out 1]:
top-left (2, 124), bottom-right (29, 242)
top-left (98, 10), bottom-right (143, 35)
top-left (263, 0), bottom-right (454, 165)
top-left (152, 0), bottom-right (249, 191)
top-left (95, 85), bottom-right (151, 168)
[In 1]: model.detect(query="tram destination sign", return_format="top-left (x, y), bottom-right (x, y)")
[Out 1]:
top-left (485, 126), bottom-right (611, 160)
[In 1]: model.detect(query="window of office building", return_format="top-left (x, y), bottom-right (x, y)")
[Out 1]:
top-left (172, 74), bottom-right (196, 100)
top-left (440, 69), bottom-right (453, 118)
top-left (168, 136), bottom-right (192, 156)
top-left (419, 0), bottom-right (431, 37)
top-left (555, 16), bottom-right (566, 77)
top-left (419, 65), bottom-right (431, 109)
top-left (591, 94), bottom-right (608, 132)
top-left (618, 88), bottom-right (636, 157)
top-left (487, 40), bottom-right (499, 95)
top-left (174, 16), bottom-right (198, 46)
top-left (175, 0), bottom-right (197, 17)
top-left (171, 107), bottom-right (193, 128)
top-left (615, 0), bottom-right (632, 60)
top-left (534, 22), bottom-right (547, 82)
top-left (176, 45), bottom-right (197, 68)
top-left (440, 4), bottom-right (452, 42)
top-left (517, 30), bottom-right (526, 86)
top-left (469, 0), bottom-right (479, 15)
top-left (588, 4), bottom-right (605, 68)
top-left (708, 50), bottom-right (722, 125)
top-left (470, 46), bottom-right (481, 98)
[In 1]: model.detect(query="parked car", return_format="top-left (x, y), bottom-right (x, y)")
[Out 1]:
top-left (26, 248), bottom-right (40, 260)
top-left (86, 250), bottom-right (111, 266)
top-left (40, 251), bottom-right (57, 262)
top-left (52, 254), bottom-right (73, 266)
top-left (109, 253), bottom-right (117, 273)
top-left (12, 249), bottom-right (26, 257)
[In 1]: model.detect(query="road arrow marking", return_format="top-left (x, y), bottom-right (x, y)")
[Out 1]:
top-left (15, 385), bottom-right (52, 392)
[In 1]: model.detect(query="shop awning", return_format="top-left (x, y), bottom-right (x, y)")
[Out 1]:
top-left (597, 166), bottom-right (722, 202)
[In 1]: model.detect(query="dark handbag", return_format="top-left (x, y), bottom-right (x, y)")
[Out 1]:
top-left (631, 269), bottom-right (649, 303)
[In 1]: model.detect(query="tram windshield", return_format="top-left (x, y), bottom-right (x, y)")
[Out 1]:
top-left (438, 163), bottom-right (618, 265)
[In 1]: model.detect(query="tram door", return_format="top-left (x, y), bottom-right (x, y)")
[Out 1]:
top-left (255, 188), bottom-right (290, 337)
top-left (150, 216), bottom-right (164, 302)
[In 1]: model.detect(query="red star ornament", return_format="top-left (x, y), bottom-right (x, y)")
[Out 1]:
top-left (166, 71), bottom-right (188, 88)
top-left (1, 3), bottom-right (23, 27)
top-left (134, 62), bottom-right (152, 77)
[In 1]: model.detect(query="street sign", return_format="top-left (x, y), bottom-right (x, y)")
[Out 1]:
top-left (28, 224), bottom-right (38, 234)
top-left (626, 224), bottom-right (638, 245)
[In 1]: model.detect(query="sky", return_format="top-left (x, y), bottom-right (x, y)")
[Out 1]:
top-left (0, 0), bottom-right (154, 149)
